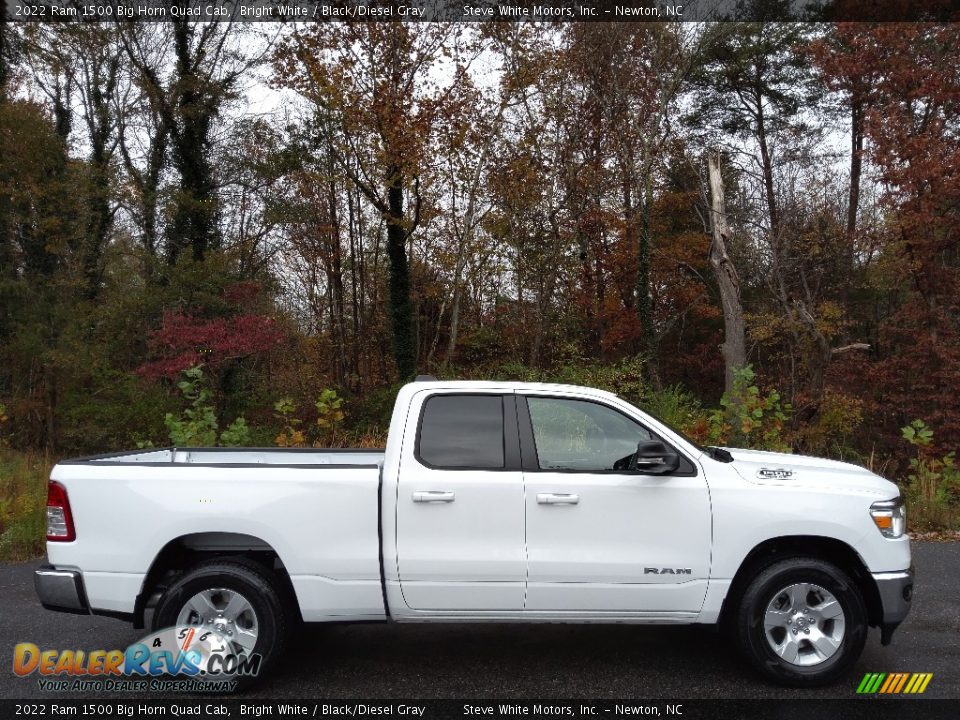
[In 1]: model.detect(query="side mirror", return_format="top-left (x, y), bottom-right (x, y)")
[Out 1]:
top-left (632, 440), bottom-right (680, 475)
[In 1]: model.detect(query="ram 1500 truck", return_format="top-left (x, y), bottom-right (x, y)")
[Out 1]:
top-left (35, 379), bottom-right (913, 685)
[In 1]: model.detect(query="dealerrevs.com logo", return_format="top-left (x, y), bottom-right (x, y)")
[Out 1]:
top-left (13, 626), bottom-right (261, 693)
top-left (856, 672), bottom-right (934, 695)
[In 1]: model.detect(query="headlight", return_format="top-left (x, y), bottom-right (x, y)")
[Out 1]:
top-left (870, 497), bottom-right (907, 538)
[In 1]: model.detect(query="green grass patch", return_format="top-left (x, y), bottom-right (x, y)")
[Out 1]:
top-left (0, 450), bottom-right (51, 562)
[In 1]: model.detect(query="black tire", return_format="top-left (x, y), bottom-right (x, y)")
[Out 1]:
top-left (736, 557), bottom-right (867, 686)
top-left (152, 558), bottom-right (292, 683)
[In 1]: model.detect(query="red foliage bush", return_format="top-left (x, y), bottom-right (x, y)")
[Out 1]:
top-left (137, 311), bottom-right (285, 380)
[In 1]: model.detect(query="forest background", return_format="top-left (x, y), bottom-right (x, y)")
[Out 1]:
top-left (1, 10), bottom-right (958, 558)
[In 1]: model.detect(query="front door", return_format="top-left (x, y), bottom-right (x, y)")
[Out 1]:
top-left (520, 394), bottom-right (711, 614)
top-left (396, 392), bottom-right (526, 611)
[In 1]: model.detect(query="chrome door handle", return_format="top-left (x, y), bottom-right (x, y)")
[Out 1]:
top-left (537, 493), bottom-right (580, 505)
top-left (413, 490), bottom-right (455, 503)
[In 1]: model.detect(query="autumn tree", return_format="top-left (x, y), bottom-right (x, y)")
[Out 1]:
top-left (120, 20), bottom-right (269, 265)
top-left (271, 118), bottom-right (365, 386)
top-left (686, 18), bottom-right (851, 399)
top-left (483, 26), bottom-right (579, 368)
top-left (0, 7), bottom-right (15, 95)
top-left (0, 97), bottom-right (87, 448)
top-left (0, 15), bottom-right (17, 296)
top-left (838, 23), bottom-right (960, 450)
top-left (809, 25), bottom-right (877, 248)
top-left (424, 25), bottom-right (536, 369)
top-left (22, 24), bottom-right (127, 299)
top-left (276, 25), bottom-right (470, 380)
top-left (117, 55), bottom-right (171, 263)
top-left (605, 24), bottom-right (705, 379)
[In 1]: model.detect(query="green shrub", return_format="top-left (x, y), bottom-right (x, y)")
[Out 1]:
top-left (689, 366), bottom-right (792, 452)
top-left (0, 451), bottom-right (50, 562)
top-left (59, 372), bottom-right (174, 453)
top-left (274, 396), bottom-right (306, 447)
top-left (315, 389), bottom-right (345, 437)
top-left (273, 389), bottom-right (346, 447)
top-left (796, 390), bottom-right (864, 460)
top-left (554, 356), bottom-right (648, 405)
top-left (347, 382), bottom-right (405, 433)
top-left (901, 420), bottom-right (960, 530)
top-left (490, 355), bottom-right (649, 405)
top-left (164, 366), bottom-right (250, 447)
top-left (218, 417), bottom-right (250, 447)
top-left (493, 360), bottom-right (541, 383)
top-left (639, 385), bottom-right (706, 436)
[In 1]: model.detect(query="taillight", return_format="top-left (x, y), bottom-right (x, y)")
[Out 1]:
top-left (46, 481), bottom-right (75, 542)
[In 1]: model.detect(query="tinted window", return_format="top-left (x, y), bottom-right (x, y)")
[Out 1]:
top-left (418, 395), bottom-right (505, 469)
top-left (527, 397), bottom-right (654, 472)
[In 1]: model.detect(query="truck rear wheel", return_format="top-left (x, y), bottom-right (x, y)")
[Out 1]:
top-left (736, 557), bottom-right (867, 686)
top-left (152, 558), bottom-right (291, 681)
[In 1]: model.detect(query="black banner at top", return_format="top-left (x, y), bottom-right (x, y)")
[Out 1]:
top-left (2, 699), bottom-right (960, 720)
top-left (4, 0), bottom-right (960, 23)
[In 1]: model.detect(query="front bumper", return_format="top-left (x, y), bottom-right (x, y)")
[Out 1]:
top-left (35, 565), bottom-right (90, 615)
top-left (873, 568), bottom-right (914, 645)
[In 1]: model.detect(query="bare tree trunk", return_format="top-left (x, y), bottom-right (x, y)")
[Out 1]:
top-left (707, 152), bottom-right (747, 395)
top-left (637, 174), bottom-right (662, 390)
top-left (443, 287), bottom-right (460, 368)
top-left (842, 86), bottom-right (865, 326)
top-left (847, 90), bottom-right (864, 242)
top-left (793, 299), bottom-right (832, 397)
top-left (327, 148), bottom-right (347, 385)
top-left (755, 97), bottom-right (780, 241)
top-left (443, 121), bottom-right (500, 368)
top-left (347, 185), bottom-right (361, 387)
top-left (385, 166), bottom-right (416, 380)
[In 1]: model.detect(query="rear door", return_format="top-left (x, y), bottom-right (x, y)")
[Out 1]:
top-left (396, 391), bottom-right (526, 611)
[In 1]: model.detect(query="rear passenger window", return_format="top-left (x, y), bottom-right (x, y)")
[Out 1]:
top-left (417, 395), bottom-right (505, 469)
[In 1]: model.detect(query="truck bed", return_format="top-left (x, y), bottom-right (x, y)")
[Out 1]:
top-left (60, 447), bottom-right (385, 468)
top-left (48, 446), bottom-right (387, 622)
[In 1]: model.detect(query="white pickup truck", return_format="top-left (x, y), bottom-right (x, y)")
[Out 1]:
top-left (36, 379), bottom-right (913, 685)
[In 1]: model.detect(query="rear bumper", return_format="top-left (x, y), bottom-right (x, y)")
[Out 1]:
top-left (35, 565), bottom-right (90, 615)
top-left (873, 568), bottom-right (914, 645)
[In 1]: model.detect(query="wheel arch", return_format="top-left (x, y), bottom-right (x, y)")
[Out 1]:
top-left (134, 532), bottom-right (300, 628)
top-left (717, 535), bottom-right (882, 633)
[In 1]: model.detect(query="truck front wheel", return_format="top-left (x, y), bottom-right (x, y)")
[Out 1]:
top-left (736, 557), bottom-right (867, 686)
top-left (152, 558), bottom-right (291, 680)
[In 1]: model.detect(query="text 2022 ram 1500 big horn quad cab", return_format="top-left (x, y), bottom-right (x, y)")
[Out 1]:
top-left (35, 379), bottom-right (913, 685)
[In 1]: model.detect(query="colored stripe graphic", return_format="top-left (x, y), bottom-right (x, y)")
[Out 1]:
top-left (858, 673), bottom-right (932, 694)
top-left (881, 673), bottom-right (905, 693)
top-left (893, 673), bottom-right (910, 693)
top-left (906, 673), bottom-right (933, 694)
top-left (856, 673), bottom-right (885, 693)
